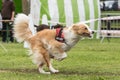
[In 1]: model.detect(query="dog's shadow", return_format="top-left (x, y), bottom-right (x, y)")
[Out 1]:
top-left (58, 70), bottom-right (120, 76)
top-left (0, 68), bottom-right (86, 75)
top-left (0, 68), bottom-right (38, 74)
top-left (0, 68), bottom-right (119, 76)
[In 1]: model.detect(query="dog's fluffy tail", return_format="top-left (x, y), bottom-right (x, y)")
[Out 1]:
top-left (13, 14), bottom-right (32, 42)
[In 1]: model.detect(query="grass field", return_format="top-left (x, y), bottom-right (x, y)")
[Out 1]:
top-left (0, 38), bottom-right (120, 80)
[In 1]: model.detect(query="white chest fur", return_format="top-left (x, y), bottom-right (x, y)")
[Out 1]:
top-left (62, 28), bottom-right (81, 51)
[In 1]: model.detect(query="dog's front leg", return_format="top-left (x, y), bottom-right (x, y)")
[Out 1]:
top-left (43, 53), bottom-right (59, 74)
top-left (38, 63), bottom-right (51, 74)
top-left (49, 60), bottom-right (59, 73)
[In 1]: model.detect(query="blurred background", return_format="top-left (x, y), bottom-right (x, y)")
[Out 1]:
top-left (0, 0), bottom-right (120, 41)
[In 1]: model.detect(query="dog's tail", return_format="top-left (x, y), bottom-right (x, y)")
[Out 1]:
top-left (13, 14), bottom-right (32, 42)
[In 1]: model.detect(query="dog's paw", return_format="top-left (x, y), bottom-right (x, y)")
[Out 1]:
top-left (40, 71), bottom-right (51, 74)
top-left (39, 68), bottom-right (51, 74)
top-left (51, 69), bottom-right (59, 73)
top-left (43, 72), bottom-right (51, 74)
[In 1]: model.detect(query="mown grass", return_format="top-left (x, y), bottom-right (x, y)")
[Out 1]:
top-left (0, 38), bottom-right (120, 80)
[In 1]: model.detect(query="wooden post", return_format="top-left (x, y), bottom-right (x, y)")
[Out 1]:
top-left (22, 0), bottom-right (30, 15)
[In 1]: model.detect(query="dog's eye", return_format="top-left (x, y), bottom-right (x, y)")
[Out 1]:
top-left (85, 28), bottom-right (87, 30)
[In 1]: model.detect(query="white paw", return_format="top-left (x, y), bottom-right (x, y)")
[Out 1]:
top-left (39, 71), bottom-right (51, 74)
top-left (49, 65), bottom-right (59, 73)
top-left (39, 68), bottom-right (51, 74)
top-left (43, 72), bottom-right (51, 74)
top-left (51, 69), bottom-right (59, 73)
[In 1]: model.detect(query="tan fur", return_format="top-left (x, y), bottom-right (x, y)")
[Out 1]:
top-left (14, 14), bottom-right (33, 42)
top-left (13, 14), bottom-right (93, 74)
top-left (72, 23), bottom-right (91, 37)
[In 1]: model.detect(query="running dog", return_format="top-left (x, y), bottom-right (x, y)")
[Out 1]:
top-left (13, 13), bottom-right (94, 74)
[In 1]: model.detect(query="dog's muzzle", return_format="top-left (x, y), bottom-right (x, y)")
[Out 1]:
top-left (91, 31), bottom-right (94, 34)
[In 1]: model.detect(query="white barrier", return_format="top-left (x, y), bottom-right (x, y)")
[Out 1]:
top-left (100, 15), bottom-right (120, 42)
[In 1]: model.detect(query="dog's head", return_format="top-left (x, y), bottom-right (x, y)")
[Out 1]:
top-left (72, 23), bottom-right (94, 37)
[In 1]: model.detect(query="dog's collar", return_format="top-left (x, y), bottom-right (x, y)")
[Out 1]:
top-left (55, 28), bottom-right (65, 43)
top-left (55, 28), bottom-right (71, 47)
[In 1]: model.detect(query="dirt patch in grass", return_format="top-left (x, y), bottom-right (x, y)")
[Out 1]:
top-left (0, 68), bottom-right (38, 74)
top-left (59, 71), bottom-right (120, 76)
top-left (1, 68), bottom-right (120, 76)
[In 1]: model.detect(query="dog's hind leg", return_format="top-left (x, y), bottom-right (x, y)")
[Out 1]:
top-left (31, 49), bottom-right (51, 74)
top-left (36, 47), bottom-right (59, 74)
top-left (36, 51), bottom-right (51, 74)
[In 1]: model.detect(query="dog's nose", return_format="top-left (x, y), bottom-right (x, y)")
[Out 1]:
top-left (92, 31), bottom-right (94, 34)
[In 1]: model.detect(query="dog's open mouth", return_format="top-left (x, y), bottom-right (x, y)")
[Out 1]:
top-left (82, 33), bottom-right (91, 37)
top-left (82, 31), bottom-right (94, 38)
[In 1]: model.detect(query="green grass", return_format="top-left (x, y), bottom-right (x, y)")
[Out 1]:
top-left (0, 38), bottom-right (120, 80)
top-left (101, 11), bottom-right (120, 14)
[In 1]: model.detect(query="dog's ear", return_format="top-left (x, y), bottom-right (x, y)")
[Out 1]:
top-left (34, 25), bottom-right (38, 27)
top-left (72, 24), bottom-right (79, 31)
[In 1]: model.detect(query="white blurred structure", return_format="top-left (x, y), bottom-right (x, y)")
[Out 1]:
top-left (0, 13), bottom-right (2, 30)
top-left (25, 0), bottom-right (101, 42)
top-left (24, 0), bottom-right (40, 48)
top-left (119, 0), bottom-right (120, 9)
